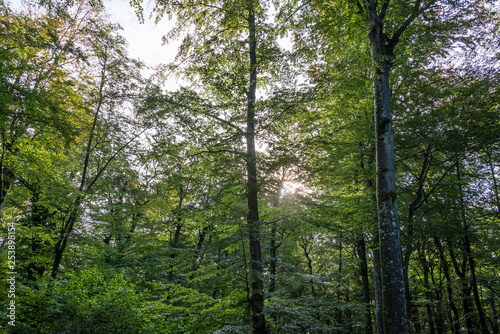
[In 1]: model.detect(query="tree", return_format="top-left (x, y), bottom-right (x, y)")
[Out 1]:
top-left (129, 0), bottom-right (305, 331)
top-left (291, 1), bottom-right (497, 332)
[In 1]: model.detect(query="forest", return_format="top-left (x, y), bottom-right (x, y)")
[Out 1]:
top-left (0, 0), bottom-right (499, 333)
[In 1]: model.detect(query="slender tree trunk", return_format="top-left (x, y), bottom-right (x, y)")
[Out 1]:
top-left (0, 163), bottom-right (14, 215)
top-left (434, 237), bottom-right (461, 334)
top-left (419, 249), bottom-right (436, 334)
top-left (27, 188), bottom-right (50, 280)
top-left (372, 234), bottom-right (384, 334)
top-left (269, 222), bottom-right (278, 294)
top-left (402, 143), bottom-right (432, 333)
top-left (269, 180), bottom-right (283, 294)
top-left (448, 243), bottom-right (476, 334)
top-left (169, 187), bottom-right (184, 281)
top-left (51, 58), bottom-right (107, 279)
top-left (429, 265), bottom-right (446, 333)
top-left (488, 294), bottom-right (499, 334)
top-left (367, 8), bottom-right (409, 333)
top-left (486, 151), bottom-right (500, 214)
top-left (301, 242), bottom-right (316, 297)
top-left (246, 5), bottom-right (266, 333)
top-left (456, 161), bottom-right (490, 334)
top-left (356, 234), bottom-right (373, 334)
top-left (337, 237), bottom-right (343, 324)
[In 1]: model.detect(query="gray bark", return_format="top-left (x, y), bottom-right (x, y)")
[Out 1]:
top-left (367, 11), bottom-right (410, 334)
top-left (246, 4), bottom-right (266, 333)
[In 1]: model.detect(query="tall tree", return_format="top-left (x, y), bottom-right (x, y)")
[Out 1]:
top-left (134, 0), bottom-right (303, 331)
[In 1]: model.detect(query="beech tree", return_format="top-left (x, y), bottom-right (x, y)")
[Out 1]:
top-left (290, 1), bottom-right (497, 332)
top-left (130, 0), bottom-right (305, 331)
top-left (2, 0), bottom-right (500, 333)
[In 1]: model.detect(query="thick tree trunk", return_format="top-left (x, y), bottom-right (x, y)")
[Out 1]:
top-left (367, 11), bottom-right (409, 334)
top-left (246, 5), bottom-right (266, 333)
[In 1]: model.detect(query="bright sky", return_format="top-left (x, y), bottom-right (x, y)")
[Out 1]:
top-left (10, 0), bottom-right (178, 74)
top-left (103, 0), bottom-right (178, 69)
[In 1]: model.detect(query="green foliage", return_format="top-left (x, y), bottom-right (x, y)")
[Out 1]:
top-left (1, 0), bottom-right (500, 333)
top-left (9, 268), bottom-right (147, 333)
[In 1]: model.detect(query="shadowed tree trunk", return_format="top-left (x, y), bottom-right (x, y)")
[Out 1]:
top-left (419, 248), bottom-right (436, 334)
top-left (434, 237), bottom-right (460, 334)
top-left (456, 161), bottom-right (490, 334)
top-left (356, 234), bottom-right (373, 334)
top-left (246, 4), bottom-right (266, 332)
top-left (372, 234), bottom-right (384, 334)
top-left (359, 1), bottom-right (411, 331)
top-left (269, 180), bottom-right (283, 294)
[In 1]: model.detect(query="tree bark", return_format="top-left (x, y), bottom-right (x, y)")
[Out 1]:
top-left (434, 237), bottom-right (461, 334)
top-left (269, 180), bottom-right (283, 294)
top-left (366, 6), bottom-right (409, 333)
top-left (456, 161), bottom-right (490, 334)
top-left (486, 151), bottom-right (500, 214)
top-left (372, 234), bottom-right (384, 334)
top-left (51, 56), bottom-right (107, 279)
top-left (419, 248), bottom-right (436, 334)
top-left (246, 4), bottom-right (266, 333)
top-left (300, 241), bottom-right (316, 297)
top-left (356, 234), bottom-right (373, 334)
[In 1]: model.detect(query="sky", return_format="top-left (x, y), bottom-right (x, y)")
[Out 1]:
top-left (102, 0), bottom-right (178, 69)
top-left (10, 0), bottom-right (179, 71)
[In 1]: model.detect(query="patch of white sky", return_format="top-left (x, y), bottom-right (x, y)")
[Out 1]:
top-left (102, 0), bottom-right (178, 78)
top-left (9, 0), bottom-right (181, 88)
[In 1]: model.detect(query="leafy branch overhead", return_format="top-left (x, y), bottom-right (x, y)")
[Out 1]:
top-left (0, 1), bottom-right (499, 334)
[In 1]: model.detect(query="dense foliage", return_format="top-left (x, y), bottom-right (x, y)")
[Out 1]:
top-left (1, 0), bottom-right (499, 333)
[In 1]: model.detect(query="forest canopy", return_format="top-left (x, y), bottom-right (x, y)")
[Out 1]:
top-left (0, 0), bottom-right (499, 333)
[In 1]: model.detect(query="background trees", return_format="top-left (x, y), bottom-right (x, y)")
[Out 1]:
top-left (1, 0), bottom-right (499, 333)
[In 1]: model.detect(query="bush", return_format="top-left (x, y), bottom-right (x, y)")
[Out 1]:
top-left (14, 268), bottom-right (148, 334)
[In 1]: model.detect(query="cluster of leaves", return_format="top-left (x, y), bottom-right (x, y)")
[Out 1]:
top-left (1, 0), bottom-right (500, 334)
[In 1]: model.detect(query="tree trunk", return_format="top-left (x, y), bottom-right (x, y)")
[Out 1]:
top-left (486, 151), bottom-right (500, 214)
top-left (169, 187), bottom-right (184, 281)
top-left (488, 293), bottom-right (499, 334)
top-left (367, 9), bottom-right (409, 334)
top-left (419, 249), bottom-right (436, 334)
top-left (456, 161), bottom-right (490, 334)
top-left (373, 234), bottom-right (384, 334)
top-left (356, 234), bottom-right (373, 334)
top-left (0, 163), bottom-right (14, 215)
top-left (429, 264), bottom-right (446, 333)
top-left (26, 187), bottom-right (50, 280)
top-left (434, 237), bottom-right (461, 334)
top-left (403, 143), bottom-right (432, 333)
top-left (269, 180), bottom-right (283, 294)
top-left (246, 5), bottom-right (266, 333)
top-left (269, 221), bottom-right (278, 294)
top-left (51, 58), bottom-right (107, 279)
top-left (337, 237), bottom-right (343, 324)
top-left (301, 242), bottom-right (316, 297)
